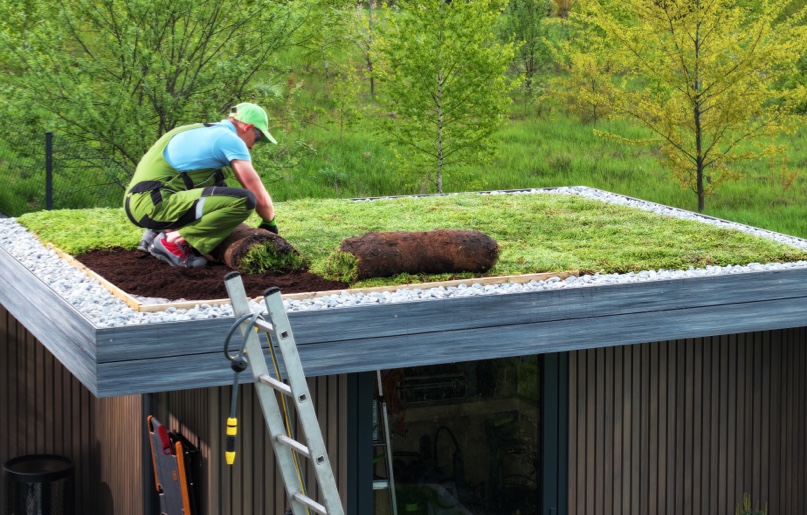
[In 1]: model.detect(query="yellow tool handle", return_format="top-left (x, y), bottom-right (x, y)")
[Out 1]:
top-left (226, 417), bottom-right (238, 465)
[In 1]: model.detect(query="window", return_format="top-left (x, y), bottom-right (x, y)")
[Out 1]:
top-left (373, 356), bottom-right (541, 514)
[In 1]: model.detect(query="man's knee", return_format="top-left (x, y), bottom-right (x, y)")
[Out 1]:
top-left (202, 186), bottom-right (257, 211)
top-left (243, 190), bottom-right (257, 211)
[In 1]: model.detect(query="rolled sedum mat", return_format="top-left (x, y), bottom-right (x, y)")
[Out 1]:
top-left (335, 229), bottom-right (499, 280)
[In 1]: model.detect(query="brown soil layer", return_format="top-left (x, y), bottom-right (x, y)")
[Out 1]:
top-left (75, 248), bottom-right (349, 301)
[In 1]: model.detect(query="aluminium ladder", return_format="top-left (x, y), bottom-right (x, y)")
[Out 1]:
top-left (223, 271), bottom-right (344, 515)
top-left (373, 370), bottom-right (398, 515)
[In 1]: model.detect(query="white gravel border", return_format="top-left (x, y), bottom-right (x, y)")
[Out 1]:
top-left (2, 186), bottom-right (806, 328)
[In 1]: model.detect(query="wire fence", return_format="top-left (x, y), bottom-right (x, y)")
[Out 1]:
top-left (0, 132), bottom-right (132, 217)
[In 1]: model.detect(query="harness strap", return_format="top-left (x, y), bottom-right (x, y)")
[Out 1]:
top-left (181, 173), bottom-right (195, 190)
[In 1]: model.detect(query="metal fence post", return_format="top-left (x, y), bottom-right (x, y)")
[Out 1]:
top-left (45, 132), bottom-right (53, 211)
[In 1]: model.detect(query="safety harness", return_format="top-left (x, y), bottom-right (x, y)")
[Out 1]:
top-left (124, 123), bottom-right (229, 230)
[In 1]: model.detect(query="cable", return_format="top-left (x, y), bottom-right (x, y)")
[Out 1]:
top-left (223, 312), bottom-right (259, 362)
top-left (222, 312), bottom-right (261, 465)
top-left (223, 312), bottom-right (310, 513)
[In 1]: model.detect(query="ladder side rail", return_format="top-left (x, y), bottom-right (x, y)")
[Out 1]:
top-left (225, 277), bottom-right (311, 515)
top-left (263, 291), bottom-right (345, 515)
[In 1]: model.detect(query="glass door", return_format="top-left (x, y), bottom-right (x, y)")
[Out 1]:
top-left (373, 356), bottom-right (541, 514)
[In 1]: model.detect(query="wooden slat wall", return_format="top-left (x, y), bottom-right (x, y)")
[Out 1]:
top-left (161, 374), bottom-right (350, 515)
top-left (95, 394), bottom-right (145, 514)
top-left (1, 304), bottom-right (144, 514)
top-left (568, 328), bottom-right (807, 515)
top-left (0, 335), bottom-right (349, 515)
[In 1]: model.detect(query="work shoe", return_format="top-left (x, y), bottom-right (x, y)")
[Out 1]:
top-left (148, 234), bottom-right (207, 268)
top-left (137, 229), bottom-right (158, 253)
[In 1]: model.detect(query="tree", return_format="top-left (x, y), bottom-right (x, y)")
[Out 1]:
top-left (0, 0), bottom-right (310, 176)
top-left (294, 0), bottom-right (356, 79)
top-left (328, 61), bottom-right (364, 139)
top-left (353, 0), bottom-right (381, 98)
top-left (545, 21), bottom-right (622, 123)
top-left (500, 0), bottom-right (556, 111)
top-left (371, 0), bottom-right (517, 194)
top-left (565, 0), bottom-right (807, 211)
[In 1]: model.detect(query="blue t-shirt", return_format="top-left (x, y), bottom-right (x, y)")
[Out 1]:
top-left (163, 120), bottom-right (251, 171)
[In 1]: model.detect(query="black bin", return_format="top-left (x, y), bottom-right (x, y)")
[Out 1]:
top-left (3, 455), bottom-right (74, 515)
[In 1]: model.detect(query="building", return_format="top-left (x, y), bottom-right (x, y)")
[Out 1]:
top-left (3, 190), bottom-right (806, 514)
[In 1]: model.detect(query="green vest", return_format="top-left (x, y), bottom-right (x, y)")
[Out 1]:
top-left (125, 123), bottom-right (229, 195)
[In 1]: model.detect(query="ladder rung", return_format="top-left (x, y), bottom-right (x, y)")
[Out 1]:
top-left (276, 434), bottom-right (310, 459)
top-left (293, 492), bottom-right (328, 514)
top-left (259, 374), bottom-right (292, 395)
top-left (253, 318), bottom-right (274, 333)
top-left (373, 479), bottom-right (390, 490)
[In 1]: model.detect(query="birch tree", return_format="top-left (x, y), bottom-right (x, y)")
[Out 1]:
top-left (372, 0), bottom-right (517, 194)
top-left (566, 0), bottom-right (807, 211)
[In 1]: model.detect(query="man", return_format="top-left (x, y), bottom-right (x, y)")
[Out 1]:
top-left (124, 102), bottom-right (279, 267)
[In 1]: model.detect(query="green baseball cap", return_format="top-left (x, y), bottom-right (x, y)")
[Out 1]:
top-left (230, 102), bottom-right (277, 144)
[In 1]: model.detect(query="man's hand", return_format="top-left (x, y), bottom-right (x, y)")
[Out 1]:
top-left (258, 218), bottom-right (279, 234)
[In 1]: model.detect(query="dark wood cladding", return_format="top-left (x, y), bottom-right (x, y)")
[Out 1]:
top-left (7, 292), bottom-right (807, 514)
top-left (158, 375), bottom-right (350, 515)
top-left (2, 300), bottom-right (349, 515)
top-left (568, 328), bottom-right (807, 515)
top-left (1, 305), bottom-right (144, 514)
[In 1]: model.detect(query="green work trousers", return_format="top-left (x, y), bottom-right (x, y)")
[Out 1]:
top-left (126, 186), bottom-right (256, 255)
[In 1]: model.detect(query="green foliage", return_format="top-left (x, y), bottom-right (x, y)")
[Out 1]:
top-left (500, 0), bottom-right (556, 107)
top-left (784, 50), bottom-right (807, 114)
top-left (351, 2), bottom-right (383, 98)
top-left (0, 130), bottom-right (47, 216)
top-left (371, 0), bottom-right (519, 193)
top-left (18, 193), bottom-right (807, 287)
top-left (544, 14), bottom-right (621, 123)
top-left (327, 62), bottom-right (365, 139)
top-left (292, 0), bottom-right (357, 78)
top-left (0, 0), bottom-right (311, 171)
top-left (735, 492), bottom-right (768, 515)
top-left (558, 0), bottom-right (807, 212)
top-left (250, 78), bottom-right (321, 185)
